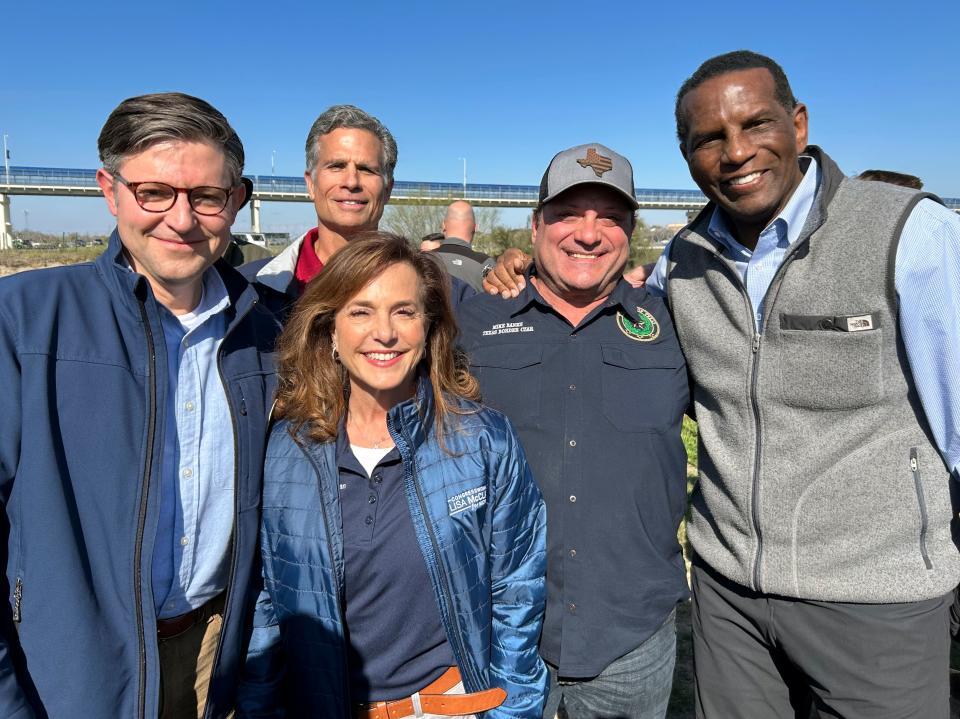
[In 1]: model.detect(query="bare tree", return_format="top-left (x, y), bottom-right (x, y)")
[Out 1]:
top-left (382, 203), bottom-right (503, 244)
top-left (381, 202), bottom-right (446, 243)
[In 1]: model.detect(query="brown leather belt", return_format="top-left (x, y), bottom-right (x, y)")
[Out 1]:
top-left (354, 666), bottom-right (506, 719)
top-left (156, 593), bottom-right (225, 639)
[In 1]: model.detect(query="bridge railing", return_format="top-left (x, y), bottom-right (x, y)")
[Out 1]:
top-left (2, 166), bottom-right (958, 210)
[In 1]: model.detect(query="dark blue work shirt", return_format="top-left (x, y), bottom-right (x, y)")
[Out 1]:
top-left (457, 276), bottom-right (690, 677)
top-left (335, 435), bottom-right (455, 700)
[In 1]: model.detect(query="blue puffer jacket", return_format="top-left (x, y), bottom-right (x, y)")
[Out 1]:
top-left (238, 380), bottom-right (548, 718)
top-left (0, 231), bottom-right (280, 719)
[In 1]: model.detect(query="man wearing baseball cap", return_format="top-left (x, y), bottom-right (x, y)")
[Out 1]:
top-left (457, 144), bottom-right (690, 719)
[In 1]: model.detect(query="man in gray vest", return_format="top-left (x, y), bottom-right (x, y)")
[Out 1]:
top-left (645, 50), bottom-right (960, 718)
top-left (479, 50), bottom-right (960, 718)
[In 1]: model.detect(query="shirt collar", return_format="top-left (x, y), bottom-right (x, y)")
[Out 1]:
top-left (176, 266), bottom-right (230, 329)
top-left (707, 155), bottom-right (820, 255)
top-left (335, 420), bottom-right (400, 474)
top-left (511, 267), bottom-right (641, 320)
top-left (126, 255), bottom-right (231, 329)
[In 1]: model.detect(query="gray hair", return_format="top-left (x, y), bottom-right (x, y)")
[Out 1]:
top-left (304, 104), bottom-right (398, 183)
top-left (98, 92), bottom-right (245, 184)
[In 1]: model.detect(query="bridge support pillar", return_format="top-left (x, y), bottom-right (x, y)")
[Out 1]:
top-left (249, 198), bottom-right (261, 233)
top-left (0, 194), bottom-right (12, 250)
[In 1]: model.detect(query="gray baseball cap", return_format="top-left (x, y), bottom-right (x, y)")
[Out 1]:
top-left (538, 142), bottom-right (639, 209)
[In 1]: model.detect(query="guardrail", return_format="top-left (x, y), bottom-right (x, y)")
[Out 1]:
top-left (2, 166), bottom-right (958, 211)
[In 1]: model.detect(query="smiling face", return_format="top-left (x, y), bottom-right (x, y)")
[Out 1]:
top-left (531, 184), bottom-right (634, 305)
top-left (96, 140), bottom-right (243, 313)
top-left (305, 127), bottom-right (392, 251)
top-left (332, 262), bottom-right (427, 408)
top-left (679, 67), bottom-right (808, 249)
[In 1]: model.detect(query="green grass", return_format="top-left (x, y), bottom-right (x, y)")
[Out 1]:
top-left (670, 418), bottom-right (698, 717)
top-left (0, 246), bottom-right (106, 270)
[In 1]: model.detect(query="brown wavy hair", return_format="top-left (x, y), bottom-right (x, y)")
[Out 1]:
top-left (274, 232), bottom-right (480, 445)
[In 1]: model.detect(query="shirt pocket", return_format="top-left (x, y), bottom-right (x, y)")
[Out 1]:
top-left (469, 344), bottom-right (543, 429)
top-left (600, 344), bottom-right (688, 432)
top-left (777, 313), bottom-right (884, 410)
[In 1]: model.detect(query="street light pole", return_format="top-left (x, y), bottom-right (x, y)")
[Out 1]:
top-left (271, 150), bottom-right (276, 176)
top-left (3, 134), bottom-right (9, 185)
top-left (458, 157), bottom-right (467, 198)
top-left (23, 209), bottom-right (29, 233)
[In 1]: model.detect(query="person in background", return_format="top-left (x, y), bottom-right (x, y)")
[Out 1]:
top-left (857, 169), bottom-right (924, 189)
top-left (431, 200), bottom-right (495, 291)
top-left (244, 106), bottom-right (474, 314)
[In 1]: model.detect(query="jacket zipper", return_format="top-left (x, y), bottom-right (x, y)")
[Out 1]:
top-left (392, 422), bottom-right (480, 692)
top-left (748, 331), bottom-right (765, 590)
top-left (910, 448), bottom-right (933, 570)
top-left (200, 299), bottom-right (258, 719)
top-left (302, 446), bottom-right (352, 717)
top-left (12, 577), bottom-right (22, 622)
top-left (707, 240), bottom-right (805, 592)
top-left (134, 297), bottom-right (158, 719)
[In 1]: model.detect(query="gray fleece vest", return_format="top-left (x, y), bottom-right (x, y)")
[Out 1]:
top-left (668, 147), bottom-right (959, 602)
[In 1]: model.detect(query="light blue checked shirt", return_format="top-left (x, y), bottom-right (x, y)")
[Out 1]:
top-left (152, 268), bottom-right (235, 618)
top-left (648, 157), bottom-right (960, 476)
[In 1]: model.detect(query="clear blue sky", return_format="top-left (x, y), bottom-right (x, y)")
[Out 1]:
top-left (5, 1), bottom-right (959, 236)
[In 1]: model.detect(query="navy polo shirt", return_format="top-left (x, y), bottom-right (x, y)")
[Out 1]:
top-left (336, 435), bottom-right (454, 700)
top-left (457, 276), bottom-right (690, 677)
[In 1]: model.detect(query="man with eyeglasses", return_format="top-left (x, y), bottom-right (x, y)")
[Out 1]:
top-left (0, 92), bottom-right (279, 718)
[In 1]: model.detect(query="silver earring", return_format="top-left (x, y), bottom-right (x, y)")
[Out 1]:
top-left (332, 340), bottom-right (339, 362)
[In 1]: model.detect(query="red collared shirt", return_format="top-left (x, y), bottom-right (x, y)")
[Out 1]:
top-left (293, 227), bottom-right (324, 294)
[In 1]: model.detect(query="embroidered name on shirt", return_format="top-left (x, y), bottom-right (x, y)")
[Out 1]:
top-left (845, 315), bottom-right (874, 332)
top-left (482, 321), bottom-right (535, 336)
top-left (448, 485), bottom-right (487, 515)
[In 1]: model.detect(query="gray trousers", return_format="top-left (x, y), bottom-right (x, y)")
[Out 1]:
top-left (691, 562), bottom-right (951, 719)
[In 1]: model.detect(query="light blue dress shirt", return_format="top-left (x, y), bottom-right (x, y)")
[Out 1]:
top-left (648, 157), bottom-right (960, 476)
top-left (152, 268), bottom-right (235, 618)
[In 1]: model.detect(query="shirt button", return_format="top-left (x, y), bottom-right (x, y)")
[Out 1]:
top-left (568, 603), bottom-right (576, 613)
top-left (180, 536), bottom-right (189, 546)
top-left (365, 516), bottom-right (373, 525)
top-left (368, 495), bottom-right (377, 504)
top-left (181, 467), bottom-right (193, 478)
top-left (568, 384), bottom-right (576, 391)
top-left (184, 401), bottom-right (195, 412)
top-left (373, 473), bottom-right (383, 484)
top-left (569, 440), bottom-right (577, 447)
top-left (569, 549), bottom-right (577, 557)
top-left (569, 495), bottom-right (577, 503)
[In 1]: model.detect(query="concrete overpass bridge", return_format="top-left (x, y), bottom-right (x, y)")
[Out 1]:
top-left (2, 165), bottom-right (959, 248)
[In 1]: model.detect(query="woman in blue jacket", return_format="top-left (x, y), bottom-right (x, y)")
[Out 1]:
top-left (239, 233), bottom-right (547, 718)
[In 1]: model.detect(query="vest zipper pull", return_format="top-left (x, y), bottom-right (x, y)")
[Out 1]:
top-left (753, 334), bottom-right (761, 353)
top-left (13, 577), bottom-right (22, 622)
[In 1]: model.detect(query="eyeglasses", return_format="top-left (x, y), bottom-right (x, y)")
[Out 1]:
top-left (113, 173), bottom-right (237, 216)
